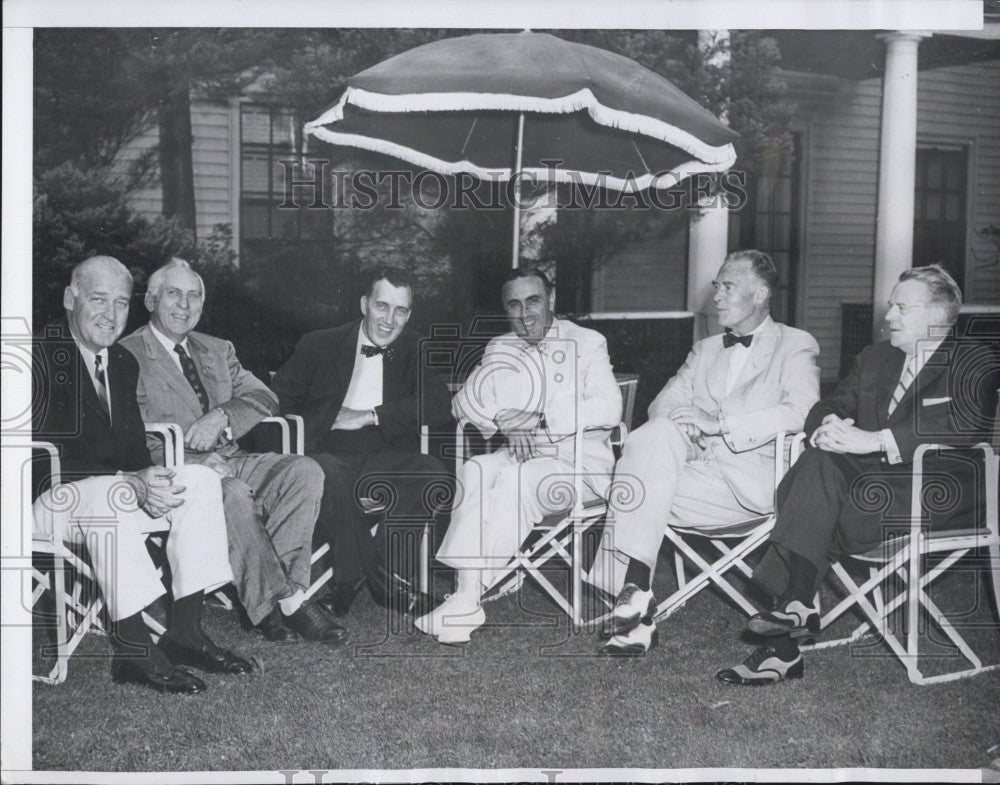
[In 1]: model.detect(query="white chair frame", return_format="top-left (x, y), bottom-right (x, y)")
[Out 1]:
top-left (802, 441), bottom-right (1000, 685)
top-left (651, 431), bottom-right (807, 623)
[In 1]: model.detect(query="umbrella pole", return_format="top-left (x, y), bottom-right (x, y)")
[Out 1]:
top-left (510, 112), bottom-right (525, 269)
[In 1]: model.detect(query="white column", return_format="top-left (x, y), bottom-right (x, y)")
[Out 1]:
top-left (687, 200), bottom-right (728, 338)
top-left (872, 31), bottom-right (930, 341)
top-left (687, 29), bottom-right (730, 340)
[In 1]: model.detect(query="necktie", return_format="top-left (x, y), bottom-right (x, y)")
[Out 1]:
top-left (361, 344), bottom-right (395, 362)
top-left (93, 354), bottom-right (110, 418)
top-left (887, 357), bottom-right (916, 417)
top-left (174, 343), bottom-right (211, 414)
top-left (722, 330), bottom-right (753, 349)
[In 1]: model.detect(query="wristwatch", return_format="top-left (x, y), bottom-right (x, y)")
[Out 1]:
top-left (216, 407), bottom-right (234, 442)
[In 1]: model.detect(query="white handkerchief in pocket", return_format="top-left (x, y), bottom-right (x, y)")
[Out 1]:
top-left (922, 396), bottom-right (952, 407)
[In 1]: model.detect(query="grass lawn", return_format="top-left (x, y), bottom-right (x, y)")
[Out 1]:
top-left (31, 559), bottom-right (1000, 775)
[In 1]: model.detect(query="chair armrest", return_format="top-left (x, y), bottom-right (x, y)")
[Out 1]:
top-left (242, 415), bottom-right (304, 455)
top-left (145, 423), bottom-right (184, 468)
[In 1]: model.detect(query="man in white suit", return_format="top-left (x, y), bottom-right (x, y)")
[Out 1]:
top-left (416, 265), bottom-right (622, 644)
top-left (588, 249), bottom-right (820, 655)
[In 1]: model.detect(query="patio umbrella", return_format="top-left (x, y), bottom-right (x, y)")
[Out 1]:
top-left (305, 31), bottom-right (739, 266)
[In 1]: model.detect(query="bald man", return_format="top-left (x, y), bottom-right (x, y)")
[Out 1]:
top-left (33, 255), bottom-right (250, 694)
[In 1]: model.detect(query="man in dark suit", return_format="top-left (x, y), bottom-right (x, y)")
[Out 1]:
top-left (32, 255), bottom-right (251, 694)
top-left (121, 258), bottom-right (345, 645)
top-left (717, 264), bottom-right (1000, 685)
top-left (271, 267), bottom-right (452, 615)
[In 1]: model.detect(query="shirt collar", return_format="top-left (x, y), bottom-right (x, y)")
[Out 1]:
top-left (516, 317), bottom-right (561, 353)
top-left (150, 322), bottom-right (189, 355)
top-left (67, 326), bottom-right (108, 375)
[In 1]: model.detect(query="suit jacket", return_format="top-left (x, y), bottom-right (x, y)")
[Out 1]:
top-left (120, 324), bottom-right (277, 465)
top-left (452, 317), bottom-right (623, 495)
top-left (805, 338), bottom-right (1000, 463)
top-left (271, 320), bottom-right (452, 454)
top-left (32, 323), bottom-right (153, 494)
top-left (647, 317), bottom-right (821, 513)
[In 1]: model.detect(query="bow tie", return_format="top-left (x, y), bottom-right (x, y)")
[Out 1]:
top-left (361, 343), bottom-right (395, 361)
top-left (722, 330), bottom-right (753, 349)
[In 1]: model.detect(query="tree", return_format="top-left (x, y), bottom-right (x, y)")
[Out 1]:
top-left (34, 29), bottom-right (301, 237)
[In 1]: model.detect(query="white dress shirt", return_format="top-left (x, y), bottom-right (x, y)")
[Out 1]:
top-left (340, 326), bottom-right (384, 412)
top-left (149, 322), bottom-right (190, 371)
top-left (725, 316), bottom-right (772, 395)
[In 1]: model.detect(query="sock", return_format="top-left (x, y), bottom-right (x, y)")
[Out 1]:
top-left (278, 591), bottom-right (306, 617)
top-left (167, 590), bottom-right (207, 648)
top-left (623, 559), bottom-right (652, 592)
top-left (111, 611), bottom-right (172, 674)
top-left (772, 634), bottom-right (800, 660)
top-left (787, 552), bottom-right (818, 605)
top-left (454, 569), bottom-right (481, 602)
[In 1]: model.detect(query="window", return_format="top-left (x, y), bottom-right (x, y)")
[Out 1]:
top-left (240, 104), bottom-right (333, 270)
top-left (734, 132), bottom-right (802, 326)
top-left (913, 146), bottom-right (967, 289)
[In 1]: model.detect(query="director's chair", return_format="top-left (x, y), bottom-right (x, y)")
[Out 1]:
top-left (651, 431), bottom-right (807, 623)
top-left (802, 441), bottom-right (1000, 685)
top-left (28, 424), bottom-right (179, 684)
top-left (449, 374), bottom-right (637, 627)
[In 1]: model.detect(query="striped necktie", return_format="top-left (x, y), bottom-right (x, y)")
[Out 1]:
top-left (174, 343), bottom-right (211, 414)
top-left (93, 353), bottom-right (110, 418)
top-left (887, 356), bottom-right (916, 417)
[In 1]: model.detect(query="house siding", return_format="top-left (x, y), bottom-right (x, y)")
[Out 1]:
top-left (119, 97), bottom-right (237, 248)
top-left (795, 57), bottom-right (1000, 383)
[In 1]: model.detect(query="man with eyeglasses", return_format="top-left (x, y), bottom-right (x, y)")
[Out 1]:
top-left (717, 264), bottom-right (1000, 686)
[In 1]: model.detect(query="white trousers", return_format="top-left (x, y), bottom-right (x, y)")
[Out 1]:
top-left (436, 450), bottom-right (599, 590)
top-left (587, 417), bottom-right (762, 596)
top-left (32, 465), bottom-right (233, 621)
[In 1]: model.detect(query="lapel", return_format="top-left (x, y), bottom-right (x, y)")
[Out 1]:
top-left (731, 319), bottom-right (778, 391)
top-left (382, 334), bottom-right (408, 401)
top-left (887, 340), bottom-right (951, 424)
top-left (106, 347), bottom-right (134, 429)
top-left (186, 332), bottom-right (223, 408)
top-left (337, 321), bottom-right (362, 396)
top-left (876, 345), bottom-right (907, 427)
top-left (139, 325), bottom-right (205, 419)
top-left (705, 334), bottom-right (730, 401)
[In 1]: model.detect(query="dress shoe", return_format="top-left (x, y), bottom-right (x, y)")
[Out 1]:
top-left (284, 601), bottom-right (349, 646)
top-left (602, 619), bottom-right (659, 657)
top-left (608, 583), bottom-right (655, 636)
top-left (415, 593), bottom-right (485, 644)
top-left (716, 642), bottom-right (804, 686)
top-left (747, 599), bottom-right (820, 639)
top-left (111, 657), bottom-right (206, 694)
top-left (316, 583), bottom-right (356, 617)
top-left (159, 635), bottom-right (253, 675)
top-left (256, 608), bottom-right (301, 643)
top-left (366, 563), bottom-right (433, 617)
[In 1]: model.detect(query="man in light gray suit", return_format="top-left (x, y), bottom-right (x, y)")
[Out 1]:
top-left (587, 249), bottom-right (821, 655)
top-left (121, 258), bottom-right (346, 646)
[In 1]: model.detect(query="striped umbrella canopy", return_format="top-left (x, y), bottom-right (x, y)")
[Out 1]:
top-left (306, 32), bottom-right (739, 265)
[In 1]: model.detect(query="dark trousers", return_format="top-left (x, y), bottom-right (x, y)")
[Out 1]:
top-left (309, 443), bottom-right (452, 585)
top-left (753, 446), bottom-right (984, 600)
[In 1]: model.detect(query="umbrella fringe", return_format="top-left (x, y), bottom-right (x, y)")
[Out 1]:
top-left (307, 127), bottom-right (734, 193)
top-left (308, 87), bottom-right (735, 166)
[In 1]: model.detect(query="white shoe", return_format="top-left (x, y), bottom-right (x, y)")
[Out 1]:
top-left (415, 593), bottom-right (485, 644)
top-left (609, 583), bottom-right (655, 636)
top-left (602, 619), bottom-right (659, 656)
